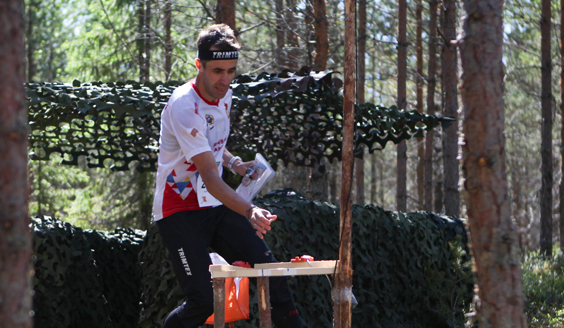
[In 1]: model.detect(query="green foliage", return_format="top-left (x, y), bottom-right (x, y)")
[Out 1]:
top-left (138, 190), bottom-right (473, 328)
top-left (523, 251), bottom-right (564, 327)
top-left (31, 216), bottom-right (146, 328)
top-left (29, 154), bottom-right (154, 230)
top-left (29, 154), bottom-right (90, 219)
top-left (27, 69), bottom-right (453, 171)
top-left (25, 0), bottom-right (72, 81)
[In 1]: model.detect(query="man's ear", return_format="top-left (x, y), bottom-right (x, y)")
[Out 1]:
top-left (195, 58), bottom-right (202, 70)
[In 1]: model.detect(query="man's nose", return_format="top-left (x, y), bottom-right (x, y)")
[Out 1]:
top-left (219, 73), bottom-right (230, 85)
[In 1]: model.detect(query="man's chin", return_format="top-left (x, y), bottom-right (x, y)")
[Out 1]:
top-left (214, 91), bottom-right (227, 99)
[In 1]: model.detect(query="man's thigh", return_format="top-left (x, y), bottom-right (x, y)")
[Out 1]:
top-left (210, 206), bottom-right (276, 265)
top-left (157, 210), bottom-right (215, 302)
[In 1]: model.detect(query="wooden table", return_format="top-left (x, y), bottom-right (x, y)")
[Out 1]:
top-left (209, 260), bottom-right (338, 328)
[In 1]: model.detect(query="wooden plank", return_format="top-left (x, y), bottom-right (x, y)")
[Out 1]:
top-left (213, 278), bottom-right (226, 328)
top-left (210, 264), bottom-right (336, 278)
top-left (257, 277), bottom-right (272, 328)
top-left (255, 260), bottom-right (337, 269)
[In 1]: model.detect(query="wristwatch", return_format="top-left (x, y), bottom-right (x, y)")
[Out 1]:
top-left (228, 156), bottom-right (242, 175)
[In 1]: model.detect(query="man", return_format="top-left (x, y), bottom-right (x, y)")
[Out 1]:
top-left (152, 24), bottom-right (303, 328)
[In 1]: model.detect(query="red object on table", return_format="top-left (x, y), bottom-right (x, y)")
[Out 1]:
top-left (290, 255), bottom-right (315, 262)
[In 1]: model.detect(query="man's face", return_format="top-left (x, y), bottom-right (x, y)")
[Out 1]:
top-left (195, 48), bottom-right (237, 102)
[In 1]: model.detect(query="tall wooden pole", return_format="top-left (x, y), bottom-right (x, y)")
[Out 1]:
top-left (332, 0), bottom-right (355, 327)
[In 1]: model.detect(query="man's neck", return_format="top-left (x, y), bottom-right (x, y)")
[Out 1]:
top-left (194, 77), bottom-right (217, 103)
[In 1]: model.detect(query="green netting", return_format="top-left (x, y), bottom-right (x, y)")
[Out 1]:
top-left (27, 67), bottom-right (454, 171)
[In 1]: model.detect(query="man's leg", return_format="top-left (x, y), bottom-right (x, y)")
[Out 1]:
top-left (156, 210), bottom-right (218, 328)
top-left (210, 206), bottom-right (303, 328)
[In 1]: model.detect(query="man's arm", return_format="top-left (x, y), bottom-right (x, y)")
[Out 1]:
top-left (192, 150), bottom-right (275, 239)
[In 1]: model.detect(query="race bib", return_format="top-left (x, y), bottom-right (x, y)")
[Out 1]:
top-left (196, 162), bottom-right (223, 207)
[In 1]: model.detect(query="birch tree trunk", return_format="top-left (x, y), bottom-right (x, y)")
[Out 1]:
top-left (441, 0), bottom-right (460, 217)
top-left (396, 0), bottom-right (408, 212)
top-left (460, 0), bottom-right (527, 325)
top-left (540, 0), bottom-right (553, 256)
top-left (0, 0), bottom-right (32, 326)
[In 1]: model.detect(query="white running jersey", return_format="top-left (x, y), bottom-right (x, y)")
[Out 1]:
top-left (153, 82), bottom-right (232, 221)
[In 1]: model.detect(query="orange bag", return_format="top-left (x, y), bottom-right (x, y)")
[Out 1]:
top-left (205, 276), bottom-right (250, 324)
top-left (205, 258), bottom-right (250, 325)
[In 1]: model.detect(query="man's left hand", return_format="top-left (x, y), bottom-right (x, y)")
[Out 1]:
top-left (233, 160), bottom-right (259, 179)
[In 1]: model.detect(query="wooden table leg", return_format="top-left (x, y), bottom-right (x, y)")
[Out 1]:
top-left (257, 277), bottom-right (272, 328)
top-left (213, 277), bottom-right (226, 328)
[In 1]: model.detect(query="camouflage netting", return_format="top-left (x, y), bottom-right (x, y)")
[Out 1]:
top-left (31, 216), bottom-right (145, 328)
top-left (138, 190), bottom-right (473, 328)
top-left (31, 191), bottom-right (472, 328)
top-left (26, 67), bottom-right (454, 171)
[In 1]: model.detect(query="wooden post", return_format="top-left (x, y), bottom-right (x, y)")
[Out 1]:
top-left (333, 0), bottom-right (355, 327)
top-left (213, 278), bottom-right (226, 328)
top-left (258, 277), bottom-right (272, 328)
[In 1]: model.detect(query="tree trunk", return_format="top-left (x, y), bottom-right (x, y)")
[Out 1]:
top-left (26, 1), bottom-right (34, 81)
top-left (441, 0), bottom-right (460, 217)
top-left (216, 0), bottom-right (236, 33)
top-left (305, 1), bottom-right (314, 67)
top-left (275, 0), bottom-right (285, 69)
top-left (137, 0), bottom-right (145, 82)
top-left (286, 0), bottom-right (299, 71)
top-left (0, 1), bottom-right (32, 327)
top-left (371, 153), bottom-right (377, 204)
top-left (311, 0), bottom-right (328, 71)
top-left (424, 0), bottom-right (438, 212)
top-left (416, 0), bottom-right (425, 208)
top-left (308, 0), bottom-right (329, 201)
top-left (560, 0), bottom-right (564, 251)
top-left (164, 0), bottom-right (172, 81)
top-left (144, 0), bottom-right (152, 82)
top-left (434, 180), bottom-right (443, 213)
top-left (396, 0), bottom-right (408, 212)
top-left (329, 160), bottom-right (338, 204)
top-left (540, 0), bottom-right (553, 256)
top-left (355, 0), bottom-right (367, 205)
top-left (460, 0), bottom-right (527, 324)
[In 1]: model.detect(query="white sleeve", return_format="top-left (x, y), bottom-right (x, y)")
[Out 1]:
top-left (167, 100), bottom-right (211, 161)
